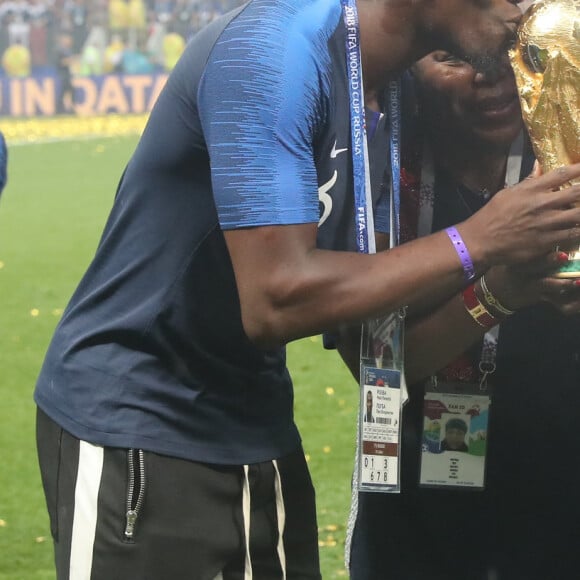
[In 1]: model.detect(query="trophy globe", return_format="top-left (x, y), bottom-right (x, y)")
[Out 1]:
top-left (509, 0), bottom-right (580, 277)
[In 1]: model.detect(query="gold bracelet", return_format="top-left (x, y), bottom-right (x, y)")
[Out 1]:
top-left (480, 275), bottom-right (515, 316)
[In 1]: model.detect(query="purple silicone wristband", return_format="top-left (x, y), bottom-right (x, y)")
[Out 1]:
top-left (446, 226), bottom-right (476, 282)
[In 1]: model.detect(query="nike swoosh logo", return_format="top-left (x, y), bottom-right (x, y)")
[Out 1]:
top-left (330, 140), bottom-right (348, 158)
top-left (318, 170), bottom-right (337, 227)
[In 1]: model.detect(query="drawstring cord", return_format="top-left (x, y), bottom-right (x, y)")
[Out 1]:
top-left (218, 461), bottom-right (287, 580)
top-left (272, 460), bottom-right (287, 579)
top-left (242, 465), bottom-right (253, 579)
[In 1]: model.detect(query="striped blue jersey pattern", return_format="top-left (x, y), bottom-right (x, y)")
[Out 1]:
top-left (199, 0), bottom-right (341, 229)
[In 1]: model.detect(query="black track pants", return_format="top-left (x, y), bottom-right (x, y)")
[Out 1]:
top-left (36, 408), bottom-right (321, 580)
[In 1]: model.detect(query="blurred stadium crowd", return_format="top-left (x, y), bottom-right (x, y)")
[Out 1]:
top-left (0, 0), bottom-right (244, 77)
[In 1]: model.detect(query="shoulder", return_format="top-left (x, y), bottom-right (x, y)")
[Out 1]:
top-left (198, 0), bottom-right (346, 152)
top-left (204, 0), bottom-right (343, 85)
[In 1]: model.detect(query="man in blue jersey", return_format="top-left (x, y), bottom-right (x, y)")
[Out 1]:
top-left (34, 0), bottom-right (580, 578)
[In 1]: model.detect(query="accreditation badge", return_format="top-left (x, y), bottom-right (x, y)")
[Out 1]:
top-left (358, 366), bottom-right (402, 491)
top-left (419, 380), bottom-right (491, 490)
top-left (357, 311), bottom-right (405, 492)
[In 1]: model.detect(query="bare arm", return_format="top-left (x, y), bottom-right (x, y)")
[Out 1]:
top-left (226, 224), bottom-right (471, 348)
top-left (338, 256), bottom-right (580, 385)
top-left (404, 260), bottom-right (580, 384)
top-left (225, 165), bottom-right (580, 348)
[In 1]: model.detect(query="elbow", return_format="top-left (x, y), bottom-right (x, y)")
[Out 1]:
top-left (240, 307), bottom-right (287, 350)
top-left (237, 272), bottom-right (307, 349)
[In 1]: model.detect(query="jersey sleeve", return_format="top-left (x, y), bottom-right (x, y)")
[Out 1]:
top-left (198, 0), bottom-right (340, 230)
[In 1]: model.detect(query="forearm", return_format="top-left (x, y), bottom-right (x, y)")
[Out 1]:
top-left (225, 164), bottom-right (580, 348)
top-left (227, 224), bottom-right (484, 347)
top-left (337, 279), bottom-right (497, 387)
top-left (404, 291), bottom-right (491, 384)
top-left (404, 255), bottom-right (580, 383)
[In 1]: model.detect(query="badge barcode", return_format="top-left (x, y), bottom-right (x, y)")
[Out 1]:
top-left (376, 417), bottom-right (391, 425)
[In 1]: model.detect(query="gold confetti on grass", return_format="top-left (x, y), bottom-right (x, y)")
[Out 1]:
top-left (0, 519), bottom-right (6, 527)
top-left (2, 114), bottom-right (148, 145)
top-left (323, 445), bottom-right (331, 454)
top-left (318, 536), bottom-right (337, 548)
top-left (52, 308), bottom-right (64, 316)
top-left (30, 308), bottom-right (40, 317)
top-left (325, 387), bottom-right (335, 396)
top-left (35, 536), bottom-right (46, 543)
top-left (0, 260), bottom-right (4, 269)
top-left (305, 453), bottom-right (311, 462)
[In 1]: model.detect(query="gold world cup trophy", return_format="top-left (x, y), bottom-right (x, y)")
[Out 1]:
top-left (509, 0), bottom-right (580, 277)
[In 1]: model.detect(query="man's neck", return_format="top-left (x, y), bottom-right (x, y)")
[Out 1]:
top-left (358, 1), bottom-right (427, 94)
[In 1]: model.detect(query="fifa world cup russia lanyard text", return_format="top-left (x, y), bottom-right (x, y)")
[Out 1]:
top-left (341, 0), bottom-right (376, 254)
top-left (388, 79), bottom-right (401, 247)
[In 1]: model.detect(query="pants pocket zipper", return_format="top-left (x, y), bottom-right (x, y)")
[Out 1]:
top-left (125, 448), bottom-right (146, 540)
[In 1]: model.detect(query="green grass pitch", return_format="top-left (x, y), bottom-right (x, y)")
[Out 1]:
top-left (0, 136), bottom-right (359, 579)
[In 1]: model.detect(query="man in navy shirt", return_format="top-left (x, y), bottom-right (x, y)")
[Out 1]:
top-left (35, 1), bottom-right (580, 578)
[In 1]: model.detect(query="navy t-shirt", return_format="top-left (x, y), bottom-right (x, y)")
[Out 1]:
top-left (35, 0), bottom-right (390, 464)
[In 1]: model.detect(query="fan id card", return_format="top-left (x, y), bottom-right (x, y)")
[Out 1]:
top-left (419, 382), bottom-right (491, 490)
top-left (358, 367), bottom-right (402, 492)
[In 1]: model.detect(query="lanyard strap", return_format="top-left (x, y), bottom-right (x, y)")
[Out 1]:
top-left (341, 0), bottom-right (375, 255)
top-left (388, 80), bottom-right (402, 247)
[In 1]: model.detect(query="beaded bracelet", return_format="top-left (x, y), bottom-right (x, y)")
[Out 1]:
top-left (479, 274), bottom-right (515, 316)
top-left (462, 284), bottom-right (499, 329)
top-left (446, 226), bottom-right (476, 283)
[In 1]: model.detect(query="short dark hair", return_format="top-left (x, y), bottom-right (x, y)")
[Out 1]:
top-left (445, 418), bottom-right (467, 433)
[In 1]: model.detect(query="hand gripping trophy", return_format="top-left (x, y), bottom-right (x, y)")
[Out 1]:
top-left (509, 0), bottom-right (580, 277)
